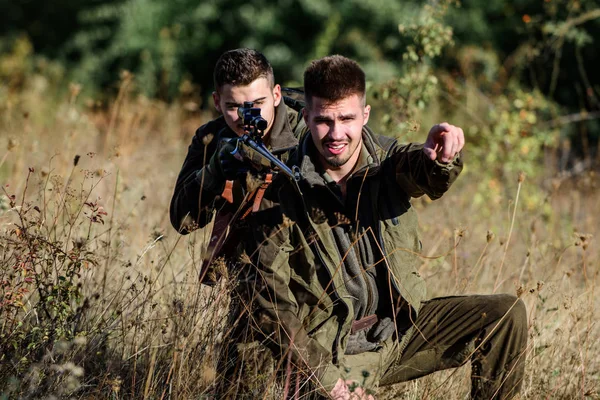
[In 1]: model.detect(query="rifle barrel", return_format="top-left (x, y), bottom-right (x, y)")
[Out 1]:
top-left (241, 135), bottom-right (301, 182)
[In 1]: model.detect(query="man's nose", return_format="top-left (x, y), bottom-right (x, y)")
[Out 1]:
top-left (328, 122), bottom-right (345, 141)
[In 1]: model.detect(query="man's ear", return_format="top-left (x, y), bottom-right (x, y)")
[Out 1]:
top-left (212, 91), bottom-right (222, 114)
top-left (302, 107), bottom-right (309, 124)
top-left (363, 104), bottom-right (371, 126)
top-left (273, 84), bottom-right (282, 107)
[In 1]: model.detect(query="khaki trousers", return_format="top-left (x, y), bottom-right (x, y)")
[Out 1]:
top-left (341, 294), bottom-right (528, 399)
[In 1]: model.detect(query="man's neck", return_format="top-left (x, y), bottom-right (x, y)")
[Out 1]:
top-left (321, 148), bottom-right (363, 199)
top-left (326, 164), bottom-right (354, 186)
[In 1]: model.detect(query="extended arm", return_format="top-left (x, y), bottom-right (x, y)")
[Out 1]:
top-left (387, 122), bottom-right (464, 199)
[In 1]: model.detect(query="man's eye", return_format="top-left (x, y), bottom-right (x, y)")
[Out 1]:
top-left (254, 101), bottom-right (264, 106)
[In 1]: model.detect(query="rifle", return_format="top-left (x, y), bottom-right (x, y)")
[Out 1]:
top-left (232, 101), bottom-right (302, 182)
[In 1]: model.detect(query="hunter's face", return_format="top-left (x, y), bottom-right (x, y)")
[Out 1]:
top-left (304, 94), bottom-right (370, 171)
top-left (213, 77), bottom-right (282, 138)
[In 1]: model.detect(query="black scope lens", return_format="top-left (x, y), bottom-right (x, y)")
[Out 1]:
top-left (252, 116), bottom-right (268, 131)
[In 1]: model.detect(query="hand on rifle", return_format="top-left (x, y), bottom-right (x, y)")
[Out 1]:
top-left (208, 138), bottom-right (251, 181)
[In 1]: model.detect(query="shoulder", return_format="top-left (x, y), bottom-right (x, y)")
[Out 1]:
top-left (193, 115), bottom-right (228, 140)
top-left (280, 99), bottom-right (304, 128)
top-left (189, 115), bottom-right (236, 152)
top-left (282, 91), bottom-right (307, 138)
top-left (363, 125), bottom-right (398, 160)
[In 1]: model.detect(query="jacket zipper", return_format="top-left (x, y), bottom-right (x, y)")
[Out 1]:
top-left (346, 178), bottom-right (375, 317)
top-left (296, 182), bottom-right (350, 365)
top-left (310, 239), bottom-right (348, 364)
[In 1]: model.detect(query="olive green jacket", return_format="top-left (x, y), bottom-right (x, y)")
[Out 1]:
top-left (245, 126), bottom-right (463, 387)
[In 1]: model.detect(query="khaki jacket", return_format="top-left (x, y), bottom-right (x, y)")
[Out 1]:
top-left (244, 126), bottom-right (463, 387)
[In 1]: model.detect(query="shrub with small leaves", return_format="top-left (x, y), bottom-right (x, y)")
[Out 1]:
top-left (0, 163), bottom-right (104, 394)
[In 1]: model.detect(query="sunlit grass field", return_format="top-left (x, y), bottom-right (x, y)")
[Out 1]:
top-left (1, 78), bottom-right (598, 399)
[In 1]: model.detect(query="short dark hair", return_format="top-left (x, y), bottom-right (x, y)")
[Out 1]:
top-left (303, 55), bottom-right (366, 106)
top-left (213, 48), bottom-right (274, 92)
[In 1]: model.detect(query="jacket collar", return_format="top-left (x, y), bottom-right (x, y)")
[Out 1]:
top-left (266, 101), bottom-right (299, 154)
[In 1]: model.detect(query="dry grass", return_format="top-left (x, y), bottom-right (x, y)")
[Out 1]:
top-left (0, 76), bottom-right (598, 399)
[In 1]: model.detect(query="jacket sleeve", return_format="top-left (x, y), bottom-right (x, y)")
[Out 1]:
top-left (169, 121), bottom-right (224, 234)
top-left (386, 142), bottom-right (463, 200)
top-left (252, 232), bottom-right (344, 392)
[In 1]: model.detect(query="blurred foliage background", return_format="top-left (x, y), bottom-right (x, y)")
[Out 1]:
top-left (1, 0), bottom-right (599, 178)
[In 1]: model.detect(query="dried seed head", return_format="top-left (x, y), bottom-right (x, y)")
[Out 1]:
top-left (239, 251), bottom-right (252, 265)
top-left (518, 171), bottom-right (526, 183)
top-left (334, 212), bottom-right (350, 225)
top-left (537, 281), bottom-right (544, 292)
top-left (73, 155), bottom-right (80, 166)
top-left (574, 232), bottom-right (592, 250)
top-left (7, 138), bottom-right (18, 151)
top-left (202, 133), bottom-right (214, 146)
top-left (281, 215), bottom-right (293, 228)
top-left (486, 230), bottom-right (495, 243)
top-left (214, 257), bottom-right (228, 280)
top-left (516, 284), bottom-right (525, 298)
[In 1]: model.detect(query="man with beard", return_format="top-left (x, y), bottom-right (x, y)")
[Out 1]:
top-left (243, 55), bottom-right (528, 399)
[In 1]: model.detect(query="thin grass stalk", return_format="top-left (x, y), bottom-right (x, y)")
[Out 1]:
top-left (494, 173), bottom-right (524, 293)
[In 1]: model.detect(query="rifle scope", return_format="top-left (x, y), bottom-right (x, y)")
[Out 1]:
top-left (237, 101), bottom-right (268, 132)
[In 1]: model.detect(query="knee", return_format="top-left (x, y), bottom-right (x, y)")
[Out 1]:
top-left (487, 294), bottom-right (527, 328)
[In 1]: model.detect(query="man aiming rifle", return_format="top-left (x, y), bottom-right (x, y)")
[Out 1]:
top-left (169, 48), bottom-right (308, 396)
top-left (170, 48), bottom-right (306, 280)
